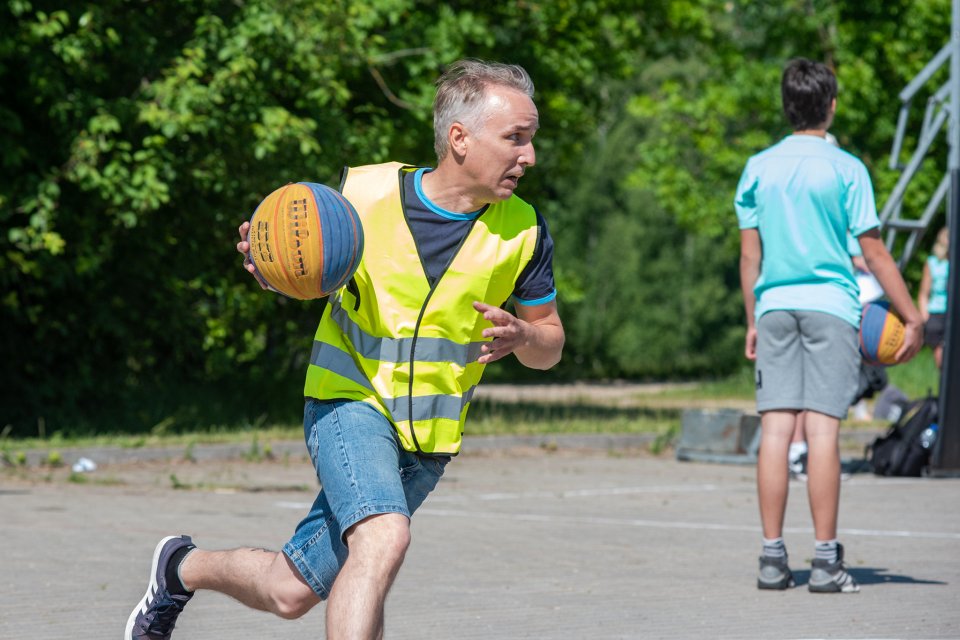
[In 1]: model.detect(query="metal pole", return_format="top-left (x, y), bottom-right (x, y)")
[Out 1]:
top-left (932, 0), bottom-right (960, 473)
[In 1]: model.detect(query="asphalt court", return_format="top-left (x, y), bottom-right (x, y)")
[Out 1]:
top-left (2, 443), bottom-right (959, 639)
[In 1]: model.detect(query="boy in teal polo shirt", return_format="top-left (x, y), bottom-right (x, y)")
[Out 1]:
top-left (735, 58), bottom-right (923, 593)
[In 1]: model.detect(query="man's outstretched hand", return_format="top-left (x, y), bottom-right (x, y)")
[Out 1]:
top-left (473, 301), bottom-right (530, 365)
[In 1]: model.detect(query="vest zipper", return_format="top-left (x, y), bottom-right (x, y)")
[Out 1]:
top-left (407, 216), bottom-right (480, 457)
top-left (346, 276), bottom-right (361, 311)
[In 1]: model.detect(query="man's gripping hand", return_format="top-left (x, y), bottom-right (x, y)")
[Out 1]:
top-left (236, 221), bottom-right (269, 290)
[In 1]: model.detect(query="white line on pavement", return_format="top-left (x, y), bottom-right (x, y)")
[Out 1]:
top-left (415, 508), bottom-right (960, 540)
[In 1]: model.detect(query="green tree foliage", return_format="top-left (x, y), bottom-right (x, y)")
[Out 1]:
top-left (553, 114), bottom-right (743, 378)
top-left (557, 0), bottom-right (951, 379)
top-left (0, 0), bottom-right (953, 435)
top-left (0, 0), bottom-right (649, 435)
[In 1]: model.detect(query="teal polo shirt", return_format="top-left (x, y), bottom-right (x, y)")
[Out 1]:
top-left (735, 134), bottom-right (881, 327)
top-left (927, 255), bottom-right (949, 314)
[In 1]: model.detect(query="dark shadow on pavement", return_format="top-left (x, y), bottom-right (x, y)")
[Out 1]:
top-left (792, 568), bottom-right (948, 587)
top-left (842, 457), bottom-right (875, 475)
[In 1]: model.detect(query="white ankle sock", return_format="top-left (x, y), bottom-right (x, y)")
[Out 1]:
top-left (762, 537), bottom-right (786, 558)
top-left (815, 539), bottom-right (838, 563)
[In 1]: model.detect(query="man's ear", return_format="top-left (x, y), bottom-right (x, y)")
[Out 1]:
top-left (449, 122), bottom-right (468, 157)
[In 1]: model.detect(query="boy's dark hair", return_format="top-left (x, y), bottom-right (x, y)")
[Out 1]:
top-left (781, 58), bottom-right (837, 130)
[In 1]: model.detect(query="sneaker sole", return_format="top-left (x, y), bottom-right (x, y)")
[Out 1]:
top-left (757, 575), bottom-right (796, 590)
top-left (808, 581), bottom-right (860, 593)
top-left (124, 535), bottom-right (180, 640)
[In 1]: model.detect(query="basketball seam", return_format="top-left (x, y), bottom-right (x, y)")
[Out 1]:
top-left (271, 183), bottom-right (306, 298)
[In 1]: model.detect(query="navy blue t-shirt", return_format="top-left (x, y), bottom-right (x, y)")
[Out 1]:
top-left (402, 168), bottom-right (556, 306)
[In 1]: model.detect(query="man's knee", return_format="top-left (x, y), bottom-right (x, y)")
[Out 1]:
top-left (346, 513), bottom-right (411, 565)
top-left (266, 553), bottom-right (322, 619)
top-left (270, 590), bottom-right (318, 620)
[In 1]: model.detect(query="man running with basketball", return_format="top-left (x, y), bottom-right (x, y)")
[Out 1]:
top-left (735, 58), bottom-right (922, 594)
top-left (125, 59), bottom-right (564, 639)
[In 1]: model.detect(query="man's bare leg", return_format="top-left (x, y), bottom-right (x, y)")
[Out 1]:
top-left (181, 547), bottom-right (320, 619)
top-left (326, 513), bottom-right (411, 640)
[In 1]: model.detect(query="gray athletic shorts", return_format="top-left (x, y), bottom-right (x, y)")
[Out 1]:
top-left (755, 310), bottom-right (860, 419)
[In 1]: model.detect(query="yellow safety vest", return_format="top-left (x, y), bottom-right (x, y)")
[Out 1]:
top-left (303, 163), bottom-right (541, 455)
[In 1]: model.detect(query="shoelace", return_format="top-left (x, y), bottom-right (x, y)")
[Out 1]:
top-left (143, 591), bottom-right (188, 635)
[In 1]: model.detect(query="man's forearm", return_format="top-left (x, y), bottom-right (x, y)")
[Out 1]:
top-left (514, 322), bottom-right (565, 370)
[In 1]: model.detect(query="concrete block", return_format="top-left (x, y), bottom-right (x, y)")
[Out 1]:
top-left (675, 408), bottom-right (760, 463)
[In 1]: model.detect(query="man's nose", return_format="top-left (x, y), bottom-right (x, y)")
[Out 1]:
top-left (520, 142), bottom-right (536, 167)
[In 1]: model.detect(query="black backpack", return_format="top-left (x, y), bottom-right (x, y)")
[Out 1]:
top-left (867, 395), bottom-right (939, 477)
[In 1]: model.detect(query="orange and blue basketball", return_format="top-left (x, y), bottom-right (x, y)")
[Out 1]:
top-left (247, 182), bottom-right (364, 300)
top-left (859, 301), bottom-right (905, 366)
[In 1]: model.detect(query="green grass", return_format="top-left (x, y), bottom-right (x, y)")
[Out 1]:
top-left (0, 425), bottom-right (302, 455)
top-left (886, 349), bottom-right (941, 398)
top-left (652, 349), bottom-right (942, 404)
top-left (1, 400), bottom-right (678, 456)
top-left (652, 366), bottom-right (756, 401)
top-left (7, 353), bottom-right (938, 457)
top-left (466, 398), bottom-right (678, 436)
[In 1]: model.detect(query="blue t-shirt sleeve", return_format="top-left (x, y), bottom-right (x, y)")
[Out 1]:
top-left (846, 232), bottom-right (862, 257)
top-left (513, 210), bottom-right (557, 305)
top-left (734, 161), bottom-right (759, 229)
top-left (845, 161), bottom-right (881, 237)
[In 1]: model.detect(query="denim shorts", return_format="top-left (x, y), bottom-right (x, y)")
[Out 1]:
top-left (282, 398), bottom-right (450, 599)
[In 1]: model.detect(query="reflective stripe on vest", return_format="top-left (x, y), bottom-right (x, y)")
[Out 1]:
top-left (309, 303), bottom-right (481, 422)
top-left (327, 297), bottom-right (487, 366)
top-left (303, 162), bottom-right (539, 454)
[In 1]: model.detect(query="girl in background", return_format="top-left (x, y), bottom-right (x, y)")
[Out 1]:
top-left (918, 227), bottom-right (950, 369)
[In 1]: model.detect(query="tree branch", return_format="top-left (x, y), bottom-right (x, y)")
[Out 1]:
top-left (367, 65), bottom-right (416, 110)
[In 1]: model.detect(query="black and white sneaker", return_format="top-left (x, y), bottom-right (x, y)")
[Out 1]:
top-left (125, 535), bottom-right (195, 639)
top-left (809, 543), bottom-right (860, 593)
